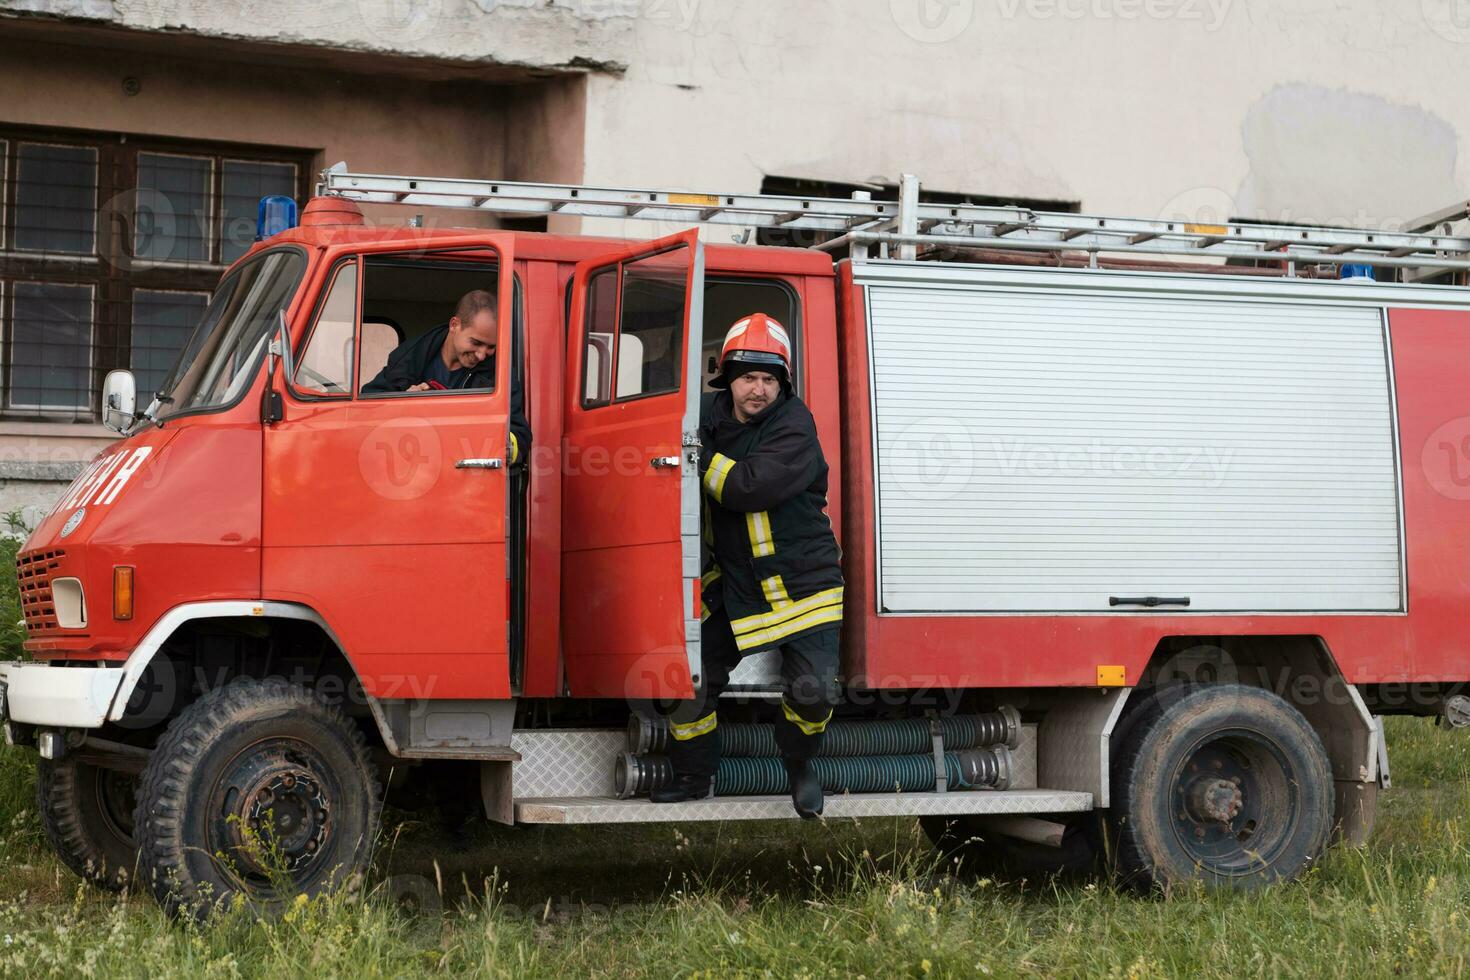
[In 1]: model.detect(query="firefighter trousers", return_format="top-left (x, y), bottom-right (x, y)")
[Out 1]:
top-left (664, 600), bottom-right (840, 783)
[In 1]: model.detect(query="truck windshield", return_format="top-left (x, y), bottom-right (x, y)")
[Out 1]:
top-left (152, 249), bottom-right (307, 421)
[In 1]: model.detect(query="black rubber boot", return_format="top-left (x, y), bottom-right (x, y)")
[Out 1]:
top-left (785, 759), bottom-right (823, 819)
top-left (650, 773), bottom-right (714, 804)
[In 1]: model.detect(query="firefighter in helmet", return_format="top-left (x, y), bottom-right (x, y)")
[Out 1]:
top-left (651, 313), bottom-right (844, 818)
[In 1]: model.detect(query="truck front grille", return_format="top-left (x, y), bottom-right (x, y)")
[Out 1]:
top-left (17, 548), bottom-right (65, 635)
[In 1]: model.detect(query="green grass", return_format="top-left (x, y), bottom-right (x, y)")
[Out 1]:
top-left (0, 717), bottom-right (1467, 977)
top-left (0, 535), bottom-right (23, 662)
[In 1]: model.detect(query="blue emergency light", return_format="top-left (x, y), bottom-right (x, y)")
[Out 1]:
top-left (256, 196), bottom-right (299, 241)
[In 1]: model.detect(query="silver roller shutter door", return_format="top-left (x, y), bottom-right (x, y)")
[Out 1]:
top-left (863, 270), bottom-right (1403, 614)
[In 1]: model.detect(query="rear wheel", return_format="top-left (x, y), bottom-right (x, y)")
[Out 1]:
top-left (1110, 683), bottom-right (1332, 891)
top-left (133, 677), bottom-right (381, 919)
top-left (37, 756), bottom-right (139, 891)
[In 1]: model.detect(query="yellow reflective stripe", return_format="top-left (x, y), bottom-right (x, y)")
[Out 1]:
top-left (701, 567), bottom-right (722, 589)
top-left (670, 711), bottom-right (717, 741)
top-left (704, 453), bottom-right (736, 502)
top-left (730, 586), bottom-right (845, 637)
top-left (508, 432), bottom-right (519, 465)
top-left (745, 510), bottom-right (775, 558)
top-left (761, 575), bottom-right (790, 604)
top-left (700, 602), bottom-right (711, 623)
top-left (781, 701), bottom-right (832, 736)
top-left (735, 602), bottom-right (844, 651)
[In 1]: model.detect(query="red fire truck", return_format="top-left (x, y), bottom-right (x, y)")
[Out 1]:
top-left (3, 170), bottom-right (1468, 914)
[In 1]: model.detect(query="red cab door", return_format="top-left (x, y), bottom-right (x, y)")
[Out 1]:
top-left (562, 231), bottom-right (705, 699)
top-left (262, 237), bottom-right (516, 700)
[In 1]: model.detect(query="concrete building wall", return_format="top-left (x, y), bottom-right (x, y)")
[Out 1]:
top-left (580, 0), bottom-right (1470, 236)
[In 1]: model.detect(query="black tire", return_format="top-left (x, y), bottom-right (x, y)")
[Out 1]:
top-left (1111, 683), bottom-right (1332, 892)
top-left (133, 677), bottom-right (382, 919)
top-left (36, 756), bottom-right (140, 891)
top-left (921, 813), bottom-right (1101, 881)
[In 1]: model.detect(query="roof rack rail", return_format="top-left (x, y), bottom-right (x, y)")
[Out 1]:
top-left (319, 168), bottom-right (1470, 276)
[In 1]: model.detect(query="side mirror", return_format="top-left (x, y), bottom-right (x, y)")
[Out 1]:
top-left (101, 370), bottom-right (137, 434)
top-left (263, 311), bottom-right (294, 424)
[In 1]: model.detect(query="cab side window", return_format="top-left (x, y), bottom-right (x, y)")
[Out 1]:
top-left (701, 278), bottom-right (800, 393)
top-left (293, 261), bottom-right (357, 396)
top-left (582, 246), bottom-right (689, 408)
top-left (357, 254), bottom-right (500, 397)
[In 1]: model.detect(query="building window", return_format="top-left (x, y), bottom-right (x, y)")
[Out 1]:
top-left (132, 289), bottom-right (210, 399)
top-left (15, 143), bottom-right (98, 255)
top-left (10, 282), bottom-right (93, 410)
top-left (135, 152), bottom-right (213, 264)
top-left (222, 161), bottom-right (297, 265)
top-left (0, 126), bottom-right (312, 421)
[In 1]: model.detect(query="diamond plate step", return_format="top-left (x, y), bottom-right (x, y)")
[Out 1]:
top-left (513, 788), bottom-right (1091, 825)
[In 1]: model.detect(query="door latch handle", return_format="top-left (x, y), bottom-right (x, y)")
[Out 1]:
top-left (650, 456), bottom-right (681, 469)
top-left (456, 458), bottom-right (504, 470)
top-left (1109, 596), bottom-right (1190, 607)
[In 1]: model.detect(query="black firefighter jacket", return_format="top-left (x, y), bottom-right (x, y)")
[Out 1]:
top-left (698, 388), bottom-right (843, 652)
top-left (362, 322), bottom-right (531, 465)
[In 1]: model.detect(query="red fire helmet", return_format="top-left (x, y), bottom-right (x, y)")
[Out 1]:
top-left (713, 312), bottom-right (792, 388)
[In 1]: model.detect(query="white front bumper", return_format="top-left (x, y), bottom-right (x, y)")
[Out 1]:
top-left (0, 661), bottom-right (124, 729)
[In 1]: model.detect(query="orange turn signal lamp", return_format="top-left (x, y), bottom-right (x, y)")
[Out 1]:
top-left (113, 566), bottom-right (135, 620)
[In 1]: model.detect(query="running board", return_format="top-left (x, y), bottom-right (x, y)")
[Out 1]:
top-left (513, 789), bottom-right (1092, 825)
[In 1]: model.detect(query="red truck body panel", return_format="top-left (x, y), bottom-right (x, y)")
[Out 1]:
top-left (835, 262), bottom-right (1470, 690)
top-left (19, 215), bottom-right (1470, 702)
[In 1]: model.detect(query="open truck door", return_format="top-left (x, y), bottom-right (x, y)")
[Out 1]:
top-left (262, 236), bottom-right (518, 700)
top-left (563, 230), bottom-right (705, 699)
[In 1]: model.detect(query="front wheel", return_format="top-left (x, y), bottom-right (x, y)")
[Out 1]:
top-left (1110, 683), bottom-right (1332, 892)
top-left (133, 677), bottom-right (382, 919)
top-left (37, 756), bottom-right (139, 891)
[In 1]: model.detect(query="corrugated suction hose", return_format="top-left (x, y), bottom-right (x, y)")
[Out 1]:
top-left (627, 706), bottom-right (1021, 756)
top-left (616, 744), bottom-right (1014, 800)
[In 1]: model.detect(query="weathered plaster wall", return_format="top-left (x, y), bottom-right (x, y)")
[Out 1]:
top-left (0, 0), bottom-right (636, 73)
top-left (579, 0), bottom-right (1470, 235)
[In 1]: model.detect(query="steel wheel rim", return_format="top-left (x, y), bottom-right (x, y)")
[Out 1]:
top-left (204, 736), bottom-right (339, 893)
top-left (1167, 727), bottom-right (1299, 877)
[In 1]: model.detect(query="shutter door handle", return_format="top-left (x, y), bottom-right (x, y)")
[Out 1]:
top-left (456, 458), bottom-right (504, 470)
top-left (1109, 596), bottom-right (1191, 608)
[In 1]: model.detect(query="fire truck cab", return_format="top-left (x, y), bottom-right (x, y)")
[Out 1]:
top-left (4, 171), bottom-right (1470, 916)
